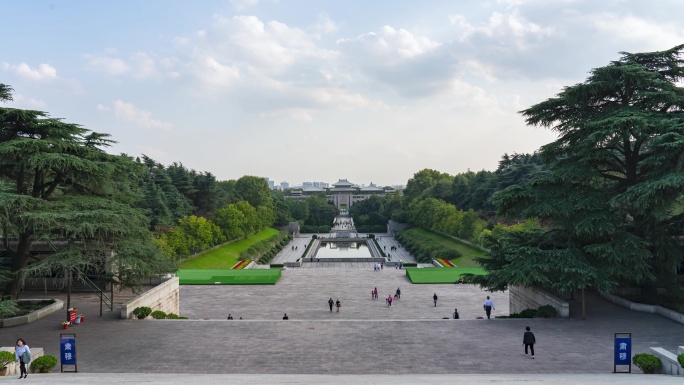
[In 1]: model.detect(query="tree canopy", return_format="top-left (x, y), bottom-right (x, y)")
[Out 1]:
top-left (475, 44), bottom-right (684, 297)
top-left (0, 93), bottom-right (174, 299)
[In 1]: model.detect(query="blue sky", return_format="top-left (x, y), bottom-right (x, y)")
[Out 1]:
top-left (2, 0), bottom-right (683, 186)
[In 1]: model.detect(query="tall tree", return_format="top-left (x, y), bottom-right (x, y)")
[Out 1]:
top-left (484, 45), bottom-right (684, 300)
top-left (235, 176), bottom-right (272, 208)
top-left (0, 97), bottom-right (174, 299)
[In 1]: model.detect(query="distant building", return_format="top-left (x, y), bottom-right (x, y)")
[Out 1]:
top-left (263, 177), bottom-right (275, 189)
top-left (284, 179), bottom-right (395, 209)
top-left (280, 181), bottom-right (290, 190)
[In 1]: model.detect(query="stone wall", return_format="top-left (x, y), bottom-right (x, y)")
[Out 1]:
top-left (120, 277), bottom-right (179, 319)
top-left (599, 292), bottom-right (684, 325)
top-left (509, 286), bottom-right (570, 318)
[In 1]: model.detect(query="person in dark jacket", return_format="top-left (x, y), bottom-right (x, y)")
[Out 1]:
top-left (328, 298), bottom-right (334, 312)
top-left (523, 326), bottom-right (536, 358)
top-left (433, 293), bottom-right (438, 307)
top-left (453, 308), bottom-right (460, 319)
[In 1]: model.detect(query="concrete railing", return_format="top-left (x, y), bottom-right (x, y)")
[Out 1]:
top-left (120, 277), bottom-right (179, 319)
top-left (599, 292), bottom-right (684, 325)
top-left (0, 347), bottom-right (44, 375)
top-left (509, 286), bottom-right (570, 318)
top-left (0, 299), bottom-right (64, 328)
top-left (649, 347), bottom-right (684, 376)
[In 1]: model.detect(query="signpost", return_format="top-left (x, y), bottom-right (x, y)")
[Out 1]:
top-left (613, 332), bottom-right (631, 373)
top-left (60, 333), bottom-right (78, 373)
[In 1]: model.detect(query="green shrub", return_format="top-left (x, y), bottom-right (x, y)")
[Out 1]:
top-left (0, 351), bottom-right (15, 368)
top-left (0, 300), bottom-right (18, 318)
top-left (166, 313), bottom-right (179, 319)
top-left (536, 305), bottom-right (557, 318)
top-left (519, 308), bottom-right (537, 318)
top-left (151, 310), bottom-right (167, 319)
top-left (178, 316), bottom-right (189, 319)
top-left (31, 355), bottom-right (58, 373)
top-left (632, 353), bottom-right (661, 374)
top-left (678, 353), bottom-right (684, 369)
top-left (132, 306), bottom-right (152, 319)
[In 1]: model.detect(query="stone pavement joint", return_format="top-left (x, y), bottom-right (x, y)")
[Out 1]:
top-left (7, 269), bottom-right (684, 375)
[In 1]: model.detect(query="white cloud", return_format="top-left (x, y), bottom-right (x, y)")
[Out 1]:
top-left (593, 14), bottom-right (684, 50)
top-left (338, 26), bottom-right (441, 59)
top-left (83, 52), bottom-right (178, 80)
top-left (84, 56), bottom-right (130, 75)
top-left (10, 94), bottom-right (47, 109)
top-left (1, 61), bottom-right (82, 93)
top-left (97, 100), bottom-right (173, 130)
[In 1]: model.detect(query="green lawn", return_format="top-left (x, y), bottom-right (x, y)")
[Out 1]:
top-left (405, 267), bottom-right (486, 284)
top-left (177, 269), bottom-right (282, 285)
top-left (178, 228), bottom-right (280, 269)
top-left (402, 228), bottom-right (485, 267)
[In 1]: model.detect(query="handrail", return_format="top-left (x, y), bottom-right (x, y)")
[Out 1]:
top-left (80, 275), bottom-right (113, 311)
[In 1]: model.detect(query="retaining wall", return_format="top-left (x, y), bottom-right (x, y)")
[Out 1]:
top-left (120, 277), bottom-right (179, 319)
top-left (509, 286), bottom-right (570, 318)
top-left (599, 292), bottom-right (684, 325)
top-left (0, 299), bottom-right (64, 328)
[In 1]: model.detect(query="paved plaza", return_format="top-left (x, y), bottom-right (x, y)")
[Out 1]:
top-left (5, 267), bottom-right (684, 378)
top-left (180, 268), bottom-right (507, 320)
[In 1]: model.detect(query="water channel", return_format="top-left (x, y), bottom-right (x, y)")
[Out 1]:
top-left (315, 241), bottom-right (372, 259)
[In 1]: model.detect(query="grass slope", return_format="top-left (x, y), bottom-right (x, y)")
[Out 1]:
top-left (405, 267), bottom-right (486, 284)
top-left (178, 269), bottom-right (282, 285)
top-left (179, 228), bottom-right (280, 269)
top-left (402, 228), bottom-right (485, 267)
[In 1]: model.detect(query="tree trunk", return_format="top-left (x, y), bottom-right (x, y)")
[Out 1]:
top-left (7, 235), bottom-right (31, 300)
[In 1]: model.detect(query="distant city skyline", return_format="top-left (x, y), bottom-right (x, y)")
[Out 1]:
top-left (2, 1), bottom-right (683, 185)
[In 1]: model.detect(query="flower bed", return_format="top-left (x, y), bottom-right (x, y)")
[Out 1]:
top-left (437, 258), bottom-right (455, 267)
top-left (232, 260), bottom-right (250, 269)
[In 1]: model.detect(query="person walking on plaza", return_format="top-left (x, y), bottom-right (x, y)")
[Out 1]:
top-left (283, 313), bottom-right (289, 320)
top-left (484, 296), bottom-right (495, 319)
top-left (328, 298), bottom-right (334, 312)
top-left (523, 326), bottom-right (536, 358)
top-left (395, 287), bottom-right (401, 299)
top-left (15, 338), bottom-right (30, 379)
top-left (387, 295), bottom-right (393, 306)
top-left (453, 308), bottom-right (460, 319)
top-left (336, 299), bottom-right (341, 312)
top-left (433, 293), bottom-right (438, 307)
top-left (374, 287), bottom-right (378, 299)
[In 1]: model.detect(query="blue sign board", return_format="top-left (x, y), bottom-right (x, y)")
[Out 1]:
top-left (60, 336), bottom-right (76, 365)
top-left (614, 337), bottom-right (631, 365)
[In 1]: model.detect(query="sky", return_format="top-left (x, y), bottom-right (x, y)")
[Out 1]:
top-left (2, 0), bottom-right (683, 187)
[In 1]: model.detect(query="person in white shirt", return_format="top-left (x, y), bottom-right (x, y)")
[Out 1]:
top-left (15, 338), bottom-right (31, 379)
top-left (483, 296), bottom-right (495, 319)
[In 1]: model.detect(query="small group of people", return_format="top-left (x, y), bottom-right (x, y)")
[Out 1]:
top-left (373, 262), bottom-right (384, 271)
top-left (226, 314), bottom-right (243, 320)
top-left (328, 298), bottom-right (342, 312)
top-left (291, 245), bottom-right (298, 251)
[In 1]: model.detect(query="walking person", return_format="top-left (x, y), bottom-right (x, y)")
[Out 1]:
top-left (483, 296), bottom-right (495, 319)
top-left (396, 287), bottom-right (401, 299)
top-left (523, 326), bottom-right (536, 358)
top-left (387, 295), bottom-right (393, 307)
top-left (15, 338), bottom-right (30, 379)
top-left (336, 299), bottom-right (341, 312)
top-left (453, 308), bottom-right (460, 319)
top-left (374, 287), bottom-right (378, 299)
top-left (433, 293), bottom-right (438, 307)
top-left (328, 298), bottom-right (334, 312)
top-left (283, 313), bottom-right (289, 320)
